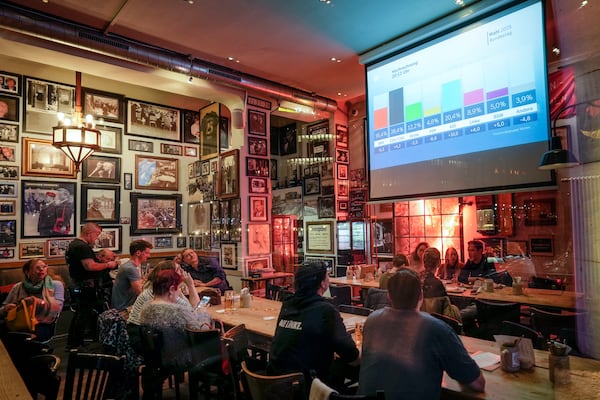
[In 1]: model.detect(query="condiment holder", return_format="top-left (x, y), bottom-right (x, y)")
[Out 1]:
top-left (548, 340), bottom-right (571, 385)
top-left (500, 340), bottom-right (521, 372)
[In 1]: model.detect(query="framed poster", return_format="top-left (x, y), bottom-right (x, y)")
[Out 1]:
top-left (248, 109), bottom-right (266, 136)
top-left (81, 155), bottom-right (121, 184)
top-left (219, 116), bottom-right (230, 151)
top-left (200, 103), bottom-right (219, 159)
top-left (22, 137), bottom-right (76, 178)
top-left (249, 196), bottom-right (268, 222)
top-left (24, 76), bottom-right (75, 134)
top-left (188, 202), bottom-right (211, 234)
top-left (21, 180), bottom-right (76, 238)
top-left (130, 192), bottom-right (182, 235)
top-left (96, 124), bottom-right (123, 154)
top-left (128, 139), bottom-right (154, 153)
top-left (337, 164), bottom-right (349, 180)
top-left (81, 184), bottom-right (120, 224)
top-left (0, 199), bottom-right (16, 216)
top-left (247, 222), bottom-right (271, 256)
top-left (218, 149), bottom-right (239, 199)
top-left (126, 99), bottom-right (181, 142)
top-left (246, 157), bottom-right (269, 177)
top-left (82, 87), bottom-right (124, 123)
top-left (372, 219), bottom-right (394, 256)
top-left (0, 122), bottom-right (19, 142)
top-left (161, 143), bottom-right (183, 156)
top-left (182, 109), bottom-right (200, 144)
top-left (19, 242), bottom-right (46, 259)
top-left (46, 238), bottom-right (74, 259)
top-left (0, 94), bottom-right (19, 123)
top-left (245, 257), bottom-right (271, 273)
top-left (335, 124), bottom-right (348, 148)
top-left (0, 71), bottom-right (20, 95)
top-left (248, 136), bottom-right (268, 156)
top-left (317, 195), bottom-right (335, 218)
top-left (306, 221), bottom-right (334, 254)
top-left (279, 124), bottom-right (297, 155)
top-left (90, 225), bottom-right (122, 252)
top-left (221, 243), bottom-right (237, 270)
top-left (0, 220), bottom-right (16, 246)
top-left (135, 155), bottom-right (179, 191)
top-left (303, 176), bottom-right (321, 196)
top-left (336, 149), bottom-right (349, 164)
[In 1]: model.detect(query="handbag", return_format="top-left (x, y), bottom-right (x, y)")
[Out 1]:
top-left (6, 298), bottom-right (38, 333)
top-left (52, 204), bottom-right (69, 234)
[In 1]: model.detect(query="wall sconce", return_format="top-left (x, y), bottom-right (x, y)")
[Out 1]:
top-left (52, 72), bottom-right (100, 172)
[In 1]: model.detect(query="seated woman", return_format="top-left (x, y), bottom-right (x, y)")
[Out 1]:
top-left (139, 269), bottom-right (211, 369)
top-left (0, 258), bottom-right (64, 341)
top-left (437, 247), bottom-right (464, 280)
top-left (127, 260), bottom-right (200, 354)
top-left (180, 248), bottom-right (229, 294)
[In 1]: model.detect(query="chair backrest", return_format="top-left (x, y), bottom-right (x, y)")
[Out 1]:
top-left (329, 285), bottom-right (353, 307)
top-left (186, 328), bottom-right (223, 369)
top-left (500, 320), bottom-right (545, 350)
top-left (310, 377), bottom-right (385, 400)
top-left (25, 354), bottom-right (61, 400)
top-left (430, 312), bottom-right (463, 335)
top-left (339, 304), bottom-right (373, 316)
top-left (241, 360), bottom-right (306, 400)
top-left (475, 299), bottom-right (520, 340)
top-left (529, 307), bottom-right (579, 347)
top-left (528, 276), bottom-right (566, 290)
top-left (63, 351), bottom-right (124, 400)
top-left (364, 288), bottom-right (389, 310)
top-left (3, 331), bottom-right (51, 371)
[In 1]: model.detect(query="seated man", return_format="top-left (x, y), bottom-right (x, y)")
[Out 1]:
top-left (180, 248), bottom-right (229, 294)
top-left (111, 240), bottom-right (151, 310)
top-left (268, 264), bottom-right (359, 388)
top-left (458, 240), bottom-right (496, 283)
top-left (358, 268), bottom-right (485, 400)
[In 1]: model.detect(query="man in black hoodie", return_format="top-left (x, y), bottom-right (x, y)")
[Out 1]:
top-left (268, 264), bottom-right (359, 387)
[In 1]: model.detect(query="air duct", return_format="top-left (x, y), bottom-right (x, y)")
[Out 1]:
top-left (0, 2), bottom-right (337, 114)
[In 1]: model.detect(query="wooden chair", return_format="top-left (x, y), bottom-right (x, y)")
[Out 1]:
top-left (500, 320), bottom-right (545, 350)
top-left (310, 377), bottom-right (386, 400)
top-left (474, 299), bottom-right (520, 340)
top-left (241, 360), bottom-right (306, 400)
top-left (363, 288), bottom-right (389, 310)
top-left (339, 304), bottom-right (374, 316)
top-left (530, 307), bottom-right (581, 352)
top-left (329, 285), bottom-right (353, 308)
top-left (187, 328), bottom-right (229, 400)
top-left (63, 350), bottom-right (124, 400)
top-left (25, 354), bottom-right (61, 400)
top-left (430, 312), bottom-right (463, 335)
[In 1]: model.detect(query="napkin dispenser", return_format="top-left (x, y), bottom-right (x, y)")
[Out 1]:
top-left (240, 287), bottom-right (252, 308)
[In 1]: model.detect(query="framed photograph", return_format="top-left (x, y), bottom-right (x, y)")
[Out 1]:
top-left (337, 164), bottom-right (349, 180)
top-left (221, 243), bottom-right (237, 270)
top-left (0, 200), bottom-right (16, 216)
top-left (128, 139), bottom-right (154, 153)
top-left (0, 95), bottom-right (19, 123)
top-left (124, 173), bottom-right (133, 190)
top-left (317, 195), bottom-right (335, 219)
top-left (249, 196), bottom-right (268, 222)
top-left (184, 146), bottom-right (198, 157)
top-left (182, 109), bottom-right (200, 144)
top-left (530, 236), bottom-right (554, 256)
top-left (310, 140), bottom-right (330, 159)
top-left (176, 236), bottom-right (187, 248)
top-left (338, 200), bottom-right (349, 212)
top-left (247, 223), bottom-right (271, 256)
top-left (0, 182), bottom-right (17, 198)
top-left (0, 165), bottom-right (18, 180)
top-left (245, 256), bottom-right (271, 273)
top-left (303, 176), bottom-right (321, 196)
top-left (246, 157), bottom-right (269, 177)
top-left (24, 77), bottom-right (75, 134)
top-left (305, 256), bottom-right (335, 276)
top-left (135, 155), bottom-right (179, 191)
top-left (154, 236), bottom-right (173, 249)
top-left (0, 144), bottom-right (16, 162)
top-left (336, 149), bottom-right (349, 164)
top-left (22, 180), bottom-right (76, 238)
top-left (127, 99), bottom-right (180, 142)
top-left (46, 238), bottom-right (74, 259)
top-left (373, 219), bottom-right (394, 255)
top-left (0, 122), bottom-right (19, 142)
top-left (218, 149), bottom-right (240, 199)
top-left (200, 103), bottom-right (219, 159)
top-left (82, 155), bottom-right (121, 184)
top-left (130, 192), bottom-right (182, 235)
top-left (0, 220), bottom-right (16, 246)
top-left (82, 87), bottom-right (124, 123)
top-left (211, 160), bottom-right (218, 172)
top-left (524, 198), bottom-right (558, 226)
top-left (337, 180), bottom-right (349, 198)
top-left (270, 159), bottom-right (278, 180)
top-left (248, 109), bottom-right (266, 136)
top-left (336, 124), bottom-right (349, 148)
top-left (220, 116), bottom-right (230, 151)
top-left (188, 202), bottom-right (211, 234)
top-left (248, 176), bottom-right (269, 194)
top-left (201, 161), bottom-right (210, 176)
top-left (22, 137), bottom-right (76, 178)
top-left (279, 124), bottom-right (297, 155)
top-left (19, 242), bottom-right (46, 259)
top-left (248, 137), bottom-right (268, 156)
top-left (0, 72), bottom-right (20, 95)
top-left (96, 124), bottom-right (123, 154)
top-left (306, 221), bottom-right (334, 254)
top-left (91, 225), bottom-right (122, 252)
top-left (0, 249), bottom-right (15, 259)
top-left (81, 184), bottom-right (120, 224)
top-left (161, 143), bottom-right (183, 156)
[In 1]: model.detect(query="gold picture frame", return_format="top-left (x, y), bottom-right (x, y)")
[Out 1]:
top-left (22, 137), bottom-right (76, 178)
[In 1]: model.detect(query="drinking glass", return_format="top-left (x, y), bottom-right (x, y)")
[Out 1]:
top-left (355, 321), bottom-right (364, 345)
top-left (224, 290), bottom-right (234, 312)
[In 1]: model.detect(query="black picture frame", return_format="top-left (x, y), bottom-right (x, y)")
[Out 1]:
top-left (248, 109), bottom-right (266, 136)
top-left (0, 71), bottom-right (21, 96)
top-left (336, 149), bottom-right (349, 164)
top-left (200, 103), bottom-right (219, 159)
top-left (335, 124), bottom-right (349, 148)
top-left (182, 109), bottom-right (200, 144)
top-left (318, 195), bottom-right (335, 218)
top-left (124, 173), bottom-right (133, 190)
top-left (82, 87), bottom-right (125, 123)
top-left (90, 225), bottom-right (122, 252)
top-left (176, 236), bottom-right (187, 248)
top-left (130, 192), bottom-right (182, 235)
top-left (0, 94), bottom-right (19, 123)
top-left (81, 155), bottom-right (121, 184)
top-left (270, 159), bottom-right (278, 180)
top-left (220, 116), bottom-right (230, 151)
top-left (0, 219), bottom-right (16, 246)
top-left (81, 184), bottom-right (120, 224)
top-left (248, 136), bottom-right (268, 156)
top-left (246, 157), bottom-right (269, 177)
top-left (0, 122), bottom-right (19, 142)
top-left (303, 176), bottom-right (321, 196)
top-left (249, 177), bottom-right (269, 194)
top-left (21, 180), bottom-right (77, 238)
top-left (24, 76), bottom-right (75, 134)
top-left (128, 139), bottom-right (154, 153)
top-left (126, 98), bottom-right (181, 142)
top-left (96, 124), bottom-right (123, 154)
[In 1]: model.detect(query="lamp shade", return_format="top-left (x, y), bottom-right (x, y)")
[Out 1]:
top-left (538, 136), bottom-right (578, 170)
top-left (52, 125), bottom-right (101, 171)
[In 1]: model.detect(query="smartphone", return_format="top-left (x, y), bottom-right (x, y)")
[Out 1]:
top-left (198, 296), bottom-right (211, 309)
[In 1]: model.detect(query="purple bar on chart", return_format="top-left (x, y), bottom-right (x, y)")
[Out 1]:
top-left (486, 87), bottom-right (509, 100)
top-left (464, 89), bottom-right (484, 106)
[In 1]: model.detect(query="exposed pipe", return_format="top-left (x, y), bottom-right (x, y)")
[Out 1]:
top-left (0, 2), bottom-right (338, 114)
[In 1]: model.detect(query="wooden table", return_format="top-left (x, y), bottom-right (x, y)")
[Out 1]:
top-left (240, 272), bottom-right (294, 293)
top-left (0, 339), bottom-right (32, 400)
top-left (329, 276), bottom-right (380, 290)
